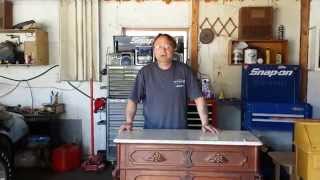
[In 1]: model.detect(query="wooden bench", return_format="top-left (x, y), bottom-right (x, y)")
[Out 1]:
top-left (268, 151), bottom-right (295, 180)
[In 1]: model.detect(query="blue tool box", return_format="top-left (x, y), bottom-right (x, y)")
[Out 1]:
top-left (241, 64), bottom-right (300, 104)
top-left (242, 102), bottom-right (312, 131)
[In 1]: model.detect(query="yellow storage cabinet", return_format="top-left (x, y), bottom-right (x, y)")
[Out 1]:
top-left (294, 121), bottom-right (320, 180)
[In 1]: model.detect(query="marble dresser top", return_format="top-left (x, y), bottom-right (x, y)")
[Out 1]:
top-left (114, 129), bottom-right (263, 146)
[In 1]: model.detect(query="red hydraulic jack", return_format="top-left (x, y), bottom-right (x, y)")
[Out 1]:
top-left (81, 79), bottom-right (105, 172)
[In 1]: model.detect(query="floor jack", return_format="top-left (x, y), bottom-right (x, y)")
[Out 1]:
top-left (81, 79), bottom-right (106, 172)
top-left (81, 153), bottom-right (105, 171)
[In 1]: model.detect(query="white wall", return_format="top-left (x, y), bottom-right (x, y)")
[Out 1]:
top-left (0, 0), bottom-right (302, 154)
top-left (100, 1), bottom-right (190, 67)
top-left (0, 0), bottom-right (107, 155)
top-left (101, 0), bottom-right (301, 98)
top-left (198, 0), bottom-right (300, 98)
top-left (308, 0), bottom-right (320, 118)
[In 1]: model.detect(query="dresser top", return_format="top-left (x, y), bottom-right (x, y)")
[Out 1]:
top-left (114, 129), bottom-right (262, 146)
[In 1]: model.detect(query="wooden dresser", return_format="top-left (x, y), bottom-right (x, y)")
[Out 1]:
top-left (114, 129), bottom-right (262, 180)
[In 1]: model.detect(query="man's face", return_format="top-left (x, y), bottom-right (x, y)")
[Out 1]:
top-left (153, 36), bottom-right (175, 64)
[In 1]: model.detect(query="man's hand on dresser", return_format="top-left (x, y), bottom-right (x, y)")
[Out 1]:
top-left (202, 124), bottom-right (219, 134)
top-left (119, 122), bottom-right (133, 133)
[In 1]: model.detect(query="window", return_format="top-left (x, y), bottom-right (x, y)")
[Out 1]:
top-left (123, 28), bottom-right (189, 63)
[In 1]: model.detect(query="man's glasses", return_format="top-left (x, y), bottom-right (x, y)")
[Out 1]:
top-left (154, 44), bottom-right (173, 50)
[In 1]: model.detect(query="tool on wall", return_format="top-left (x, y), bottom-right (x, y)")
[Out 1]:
top-left (94, 98), bottom-right (106, 113)
top-left (12, 20), bottom-right (36, 29)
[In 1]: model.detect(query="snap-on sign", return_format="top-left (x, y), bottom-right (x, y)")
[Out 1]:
top-left (249, 68), bottom-right (294, 77)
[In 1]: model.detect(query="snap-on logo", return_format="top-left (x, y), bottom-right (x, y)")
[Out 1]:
top-left (249, 68), bottom-right (293, 77)
top-left (131, 37), bottom-right (153, 45)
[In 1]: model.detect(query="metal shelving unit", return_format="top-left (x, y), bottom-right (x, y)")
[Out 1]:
top-left (106, 65), bottom-right (144, 162)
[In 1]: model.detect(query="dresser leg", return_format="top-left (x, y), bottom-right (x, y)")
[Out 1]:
top-left (275, 164), bottom-right (280, 180)
top-left (112, 166), bottom-right (119, 180)
top-left (112, 143), bottom-right (120, 180)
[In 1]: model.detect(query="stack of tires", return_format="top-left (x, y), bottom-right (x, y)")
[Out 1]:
top-left (0, 134), bottom-right (13, 180)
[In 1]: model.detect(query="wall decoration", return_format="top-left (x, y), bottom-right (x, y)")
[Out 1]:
top-left (200, 28), bottom-right (215, 44)
top-left (200, 17), bottom-right (215, 44)
top-left (200, 17), bottom-right (237, 37)
top-left (213, 17), bottom-right (237, 37)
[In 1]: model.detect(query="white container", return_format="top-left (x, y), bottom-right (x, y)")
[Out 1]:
top-left (233, 49), bottom-right (243, 64)
top-left (244, 49), bottom-right (258, 64)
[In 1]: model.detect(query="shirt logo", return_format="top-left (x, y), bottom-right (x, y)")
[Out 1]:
top-left (173, 79), bottom-right (185, 88)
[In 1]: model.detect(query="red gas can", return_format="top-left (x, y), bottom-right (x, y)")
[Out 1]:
top-left (52, 144), bottom-right (81, 172)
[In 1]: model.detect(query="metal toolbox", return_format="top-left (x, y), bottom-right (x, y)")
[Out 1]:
top-left (241, 64), bottom-right (300, 104)
top-left (106, 99), bottom-right (144, 162)
top-left (107, 66), bottom-right (142, 99)
top-left (135, 46), bottom-right (153, 65)
top-left (242, 102), bottom-right (312, 131)
top-left (187, 99), bottom-right (217, 129)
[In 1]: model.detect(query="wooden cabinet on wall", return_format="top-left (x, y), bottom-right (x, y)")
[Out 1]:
top-left (0, 29), bottom-right (49, 65)
top-left (229, 39), bottom-right (288, 65)
top-left (0, 0), bottom-right (12, 29)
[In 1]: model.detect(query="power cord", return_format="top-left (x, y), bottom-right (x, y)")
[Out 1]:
top-left (0, 81), bottom-right (21, 98)
top-left (0, 65), bottom-right (59, 82)
top-left (67, 81), bottom-right (93, 100)
top-left (0, 65), bottom-right (94, 103)
top-left (0, 81), bottom-right (82, 91)
top-left (26, 80), bottom-right (34, 113)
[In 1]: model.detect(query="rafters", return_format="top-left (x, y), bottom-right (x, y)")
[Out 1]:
top-left (104, 0), bottom-right (284, 4)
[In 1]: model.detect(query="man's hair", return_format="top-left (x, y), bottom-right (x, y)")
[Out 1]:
top-left (152, 33), bottom-right (177, 50)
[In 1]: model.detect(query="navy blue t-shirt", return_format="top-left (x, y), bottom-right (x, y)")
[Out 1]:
top-left (129, 61), bottom-right (202, 129)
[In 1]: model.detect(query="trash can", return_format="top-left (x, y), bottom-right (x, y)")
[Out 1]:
top-left (294, 121), bottom-right (320, 180)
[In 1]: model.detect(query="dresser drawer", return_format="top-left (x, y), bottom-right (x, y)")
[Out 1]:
top-left (121, 144), bottom-right (259, 172)
top-left (191, 146), bottom-right (258, 172)
top-left (124, 144), bottom-right (187, 168)
top-left (123, 170), bottom-right (257, 180)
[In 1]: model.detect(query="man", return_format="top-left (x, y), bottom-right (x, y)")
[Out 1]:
top-left (119, 34), bottom-right (218, 133)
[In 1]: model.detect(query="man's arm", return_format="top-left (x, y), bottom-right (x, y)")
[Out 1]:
top-left (194, 97), bottom-right (219, 134)
top-left (119, 99), bottom-right (137, 132)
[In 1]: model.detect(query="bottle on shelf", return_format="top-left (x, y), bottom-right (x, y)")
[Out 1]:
top-left (276, 53), bottom-right (282, 64)
top-left (265, 48), bottom-right (271, 64)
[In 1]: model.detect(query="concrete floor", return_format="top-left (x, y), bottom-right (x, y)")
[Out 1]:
top-left (15, 166), bottom-right (113, 180)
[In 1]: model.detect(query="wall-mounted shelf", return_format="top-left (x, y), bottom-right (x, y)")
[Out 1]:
top-left (0, 29), bottom-right (48, 65)
top-left (0, 0), bottom-right (12, 29)
top-left (228, 39), bottom-right (288, 65)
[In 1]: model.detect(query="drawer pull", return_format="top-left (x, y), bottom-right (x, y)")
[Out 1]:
top-left (183, 150), bottom-right (193, 168)
top-left (254, 174), bottom-right (262, 180)
top-left (182, 174), bottom-right (193, 180)
top-left (207, 153), bottom-right (228, 164)
top-left (144, 152), bottom-right (166, 162)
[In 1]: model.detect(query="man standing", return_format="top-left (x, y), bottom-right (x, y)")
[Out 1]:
top-left (119, 34), bottom-right (218, 133)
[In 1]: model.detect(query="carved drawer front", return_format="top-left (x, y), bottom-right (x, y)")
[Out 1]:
top-left (191, 171), bottom-right (256, 180)
top-left (125, 170), bottom-right (185, 180)
top-left (124, 170), bottom-right (255, 180)
top-left (126, 145), bottom-right (186, 168)
top-left (191, 146), bottom-right (253, 171)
